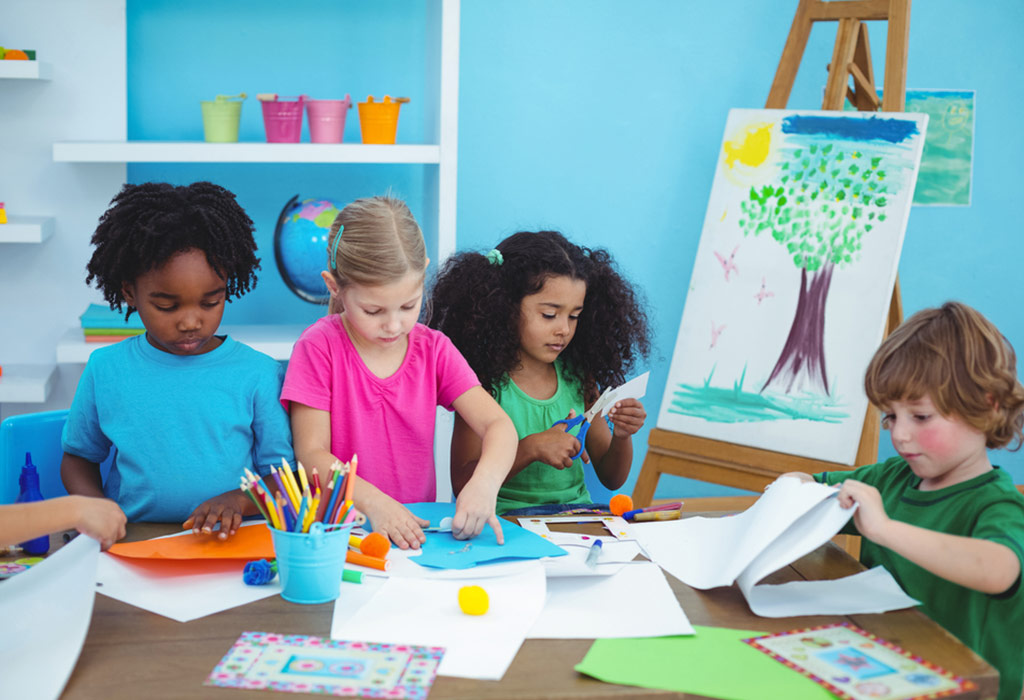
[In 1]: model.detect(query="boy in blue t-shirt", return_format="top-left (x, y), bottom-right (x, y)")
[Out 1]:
top-left (61, 182), bottom-right (293, 541)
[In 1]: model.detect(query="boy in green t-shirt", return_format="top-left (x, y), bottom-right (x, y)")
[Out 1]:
top-left (782, 301), bottom-right (1024, 700)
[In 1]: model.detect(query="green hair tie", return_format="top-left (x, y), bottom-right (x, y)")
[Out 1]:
top-left (485, 248), bottom-right (503, 266)
top-left (328, 225), bottom-right (344, 271)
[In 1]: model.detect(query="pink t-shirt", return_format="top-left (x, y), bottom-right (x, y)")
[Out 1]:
top-left (281, 316), bottom-right (479, 503)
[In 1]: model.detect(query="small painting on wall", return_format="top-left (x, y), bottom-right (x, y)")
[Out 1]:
top-left (656, 108), bottom-right (928, 465)
top-left (846, 89), bottom-right (975, 206)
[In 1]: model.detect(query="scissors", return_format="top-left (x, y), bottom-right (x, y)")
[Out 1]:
top-left (551, 386), bottom-right (616, 461)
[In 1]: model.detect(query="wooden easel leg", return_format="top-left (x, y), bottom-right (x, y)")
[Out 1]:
top-left (766, 0), bottom-right (814, 109)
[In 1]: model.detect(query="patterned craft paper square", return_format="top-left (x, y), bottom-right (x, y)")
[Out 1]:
top-left (744, 622), bottom-right (974, 700)
top-left (205, 631), bottom-right (444, 699)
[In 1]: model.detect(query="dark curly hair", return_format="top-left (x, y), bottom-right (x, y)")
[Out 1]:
top-left (428, 230), bottom-right (651, 402)
top-left (86, 181), bottom-right (260, 318)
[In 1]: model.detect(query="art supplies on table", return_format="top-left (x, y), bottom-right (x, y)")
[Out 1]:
top-left (0, 536), bottom-right (100, 700)
top-left (333, 562), bottom-right (546, 680)
top-left (517, 513), bottom-right (634, 541)
top-left (631, 477), bottom-right (919, 617)
top-left (400, 502), bottom-right (566, 570)
top-left (205, 631), bottom-right (444, 699)
top-left (99, 522), bottom-right (282, 622)
top-left (744, 623), bottom-right (975, 700)
top-left (576, 626), bottom-right (835, 700)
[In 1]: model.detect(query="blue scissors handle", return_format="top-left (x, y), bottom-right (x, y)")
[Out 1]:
top-left (552, 414), bottom-right (589, 460)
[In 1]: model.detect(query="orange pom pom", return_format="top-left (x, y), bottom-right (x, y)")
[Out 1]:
top-left (609, 493), bottom-right (633, 516)
top-left (360, 531), bottom-right (391, 558)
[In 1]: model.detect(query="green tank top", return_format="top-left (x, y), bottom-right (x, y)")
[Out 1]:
top-left (494, 360), bottom-right (592, 513)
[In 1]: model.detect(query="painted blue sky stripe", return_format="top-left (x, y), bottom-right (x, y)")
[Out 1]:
top-left (782, 115), bottom-right (919, 143)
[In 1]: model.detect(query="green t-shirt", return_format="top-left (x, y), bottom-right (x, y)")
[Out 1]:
top-left (818, 457), bottom-right (1024, 700)
top-left (494, 360), bottom-right (592, 513)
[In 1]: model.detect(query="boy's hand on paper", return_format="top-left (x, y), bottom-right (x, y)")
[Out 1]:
top-left (607, 398), bottom-right (646, 438)
top-left (530, 413), bottom-right (586, 468)
top-left (453, 475), bottom-right (505, 544)
top-left (837, 479), bottom-right (890, 542)
top-left (71, 495), bottom-right (126, 550)
top-left (183, 490), bottom-right (250, 540)
top-left (363, 495), bottom-right (428, 550)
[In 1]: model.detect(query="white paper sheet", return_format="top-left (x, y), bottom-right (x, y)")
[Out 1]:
top-left (538, 533), bottom-right (641, 577)
top-left (95, 522), bottom-right (280, 622)
top-left (633, 477), bottom-right (918, 617)
top-left (528, 561), bottom-right (694, 638)
top-left (332, 562), bottom-right (546, 680)
top-left (744, 566), bottom-right (918, 617)
top-left (0, 535), bottom-right (99, 700)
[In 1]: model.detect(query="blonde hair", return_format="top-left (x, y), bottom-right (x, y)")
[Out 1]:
top-left (864, 301), bottom-right (1024, 449)
top-left (325, 196), bottom-right (427, 314)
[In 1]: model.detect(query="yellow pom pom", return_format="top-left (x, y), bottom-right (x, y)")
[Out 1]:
top-left (609, 493), bottom-right (633, 516)
top-left (458, 585), bottom-right (489, 615)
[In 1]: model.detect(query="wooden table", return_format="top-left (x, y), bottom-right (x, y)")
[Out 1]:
top-left (51, 522), bottom-right (998, 700)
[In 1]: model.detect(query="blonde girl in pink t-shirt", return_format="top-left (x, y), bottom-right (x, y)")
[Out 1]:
top-left (282, 196), bottom-right (517, 549)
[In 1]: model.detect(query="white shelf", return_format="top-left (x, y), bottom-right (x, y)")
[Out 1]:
top-left (0, 363), bottom-right (57, 403)
top-left (53, 141), bottom-right (442, 164)
top-left (0, 61), bottom-right (51, 80)
top-left (56, 324), bottom-right (304, 363)
top-left (0, 216), bottom-right (55, 243)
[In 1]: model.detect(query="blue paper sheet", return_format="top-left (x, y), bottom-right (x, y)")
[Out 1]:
top-left (79, 303), bottom-right (145, 329)
top-left (400, 502), bottom-right (567, 570)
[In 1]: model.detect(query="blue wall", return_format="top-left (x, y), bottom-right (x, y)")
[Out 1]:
top-left (127, 0), bottom-right (1024, 500)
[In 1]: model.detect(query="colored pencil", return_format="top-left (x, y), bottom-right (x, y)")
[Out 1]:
top-left (240, 477), bottom-right (270, 523)
top-left (280, 459), bottom-right (302, 507)
top-left (296, 460), bottom-right (310, 495)
top-left (294, 498), bottom-right (308, 533)
top-left (344, 454), bottom-right (358, 504)
top-left (269, 467), bottom-right (298, 518)
top-left (322, 464), bottom-right (347, 526)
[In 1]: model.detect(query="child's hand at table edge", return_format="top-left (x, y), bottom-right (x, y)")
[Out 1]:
top-left (453, 474), bottom-right (504, 545)
top-left (606, 398), bottom-right (646, 438)
top-left (362, 494), bottom-right (429, 550)
top-left (71, 495), bottom-right (127, 550)
top-left (183, 489), bottom-right (251, 540)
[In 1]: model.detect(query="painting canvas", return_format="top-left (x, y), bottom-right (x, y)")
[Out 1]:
top-left (656, 108), bottom-right (928, 465)
top-left (846, 90), bottom-right (975, 206)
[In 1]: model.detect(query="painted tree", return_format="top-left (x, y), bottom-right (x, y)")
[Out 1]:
top-left (737, 115), bottom-right (917, 396)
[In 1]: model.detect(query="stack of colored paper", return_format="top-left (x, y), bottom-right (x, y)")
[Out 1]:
top-left (79, 303), bottom-right (145, 343)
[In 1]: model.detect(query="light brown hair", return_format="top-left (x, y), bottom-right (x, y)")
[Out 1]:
top-left (324, 195), bottom-right (427, 314)
top-left (864, 301), bottom-right (1024, 449)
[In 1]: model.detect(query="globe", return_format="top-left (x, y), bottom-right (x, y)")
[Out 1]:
top-left (273, 195), bottom-right (343, 303)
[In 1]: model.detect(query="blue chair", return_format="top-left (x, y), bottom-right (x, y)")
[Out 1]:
top-left (0, 410), bottom-right (113, 504)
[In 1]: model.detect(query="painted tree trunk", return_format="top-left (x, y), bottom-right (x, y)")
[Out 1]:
top-left (761, 263), bottom-right (835, 395)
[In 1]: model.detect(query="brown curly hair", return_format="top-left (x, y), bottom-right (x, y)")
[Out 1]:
top-left (427, 230), bottom-right (651, 403)
top-left (864, 301), bottom-right (1024, 450)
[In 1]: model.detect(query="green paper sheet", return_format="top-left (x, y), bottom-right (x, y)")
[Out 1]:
top-left (575, 626), bottom-right (834, 700)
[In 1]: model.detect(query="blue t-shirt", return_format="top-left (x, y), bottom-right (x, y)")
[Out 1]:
top-left (62, 334), bottom-right (294, 521)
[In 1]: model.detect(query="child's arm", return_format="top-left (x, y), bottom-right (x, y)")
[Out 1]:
top-left (582, 399), bottom-right (647, 491)
top-left (450, 386), bottom-right (517, 543)
top-left (0, 495), bottom-right (126, 550)
top-left (60, 453), bottom-right (106, 498)
top-left (451, 414), bottom-right (580, 496)
top-left (839, 479), bottom-right (1022, 595)
top-left (289, 402), bottom-right (430, 550)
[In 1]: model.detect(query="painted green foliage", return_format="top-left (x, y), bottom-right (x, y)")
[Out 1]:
top-left (738, 144), bottom-right (892, 270)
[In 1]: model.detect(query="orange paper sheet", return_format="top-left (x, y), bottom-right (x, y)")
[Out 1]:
top-left (108, 524), bottom-right (275, 560)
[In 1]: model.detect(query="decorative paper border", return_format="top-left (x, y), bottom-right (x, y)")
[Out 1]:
top-left (204, 631), bottom-right (444, 699)
top-left (744, 622), bottom-right (974, 700)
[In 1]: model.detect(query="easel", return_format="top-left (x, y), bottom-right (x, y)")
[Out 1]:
top-left (633, 0), bottom-right (911, 505)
